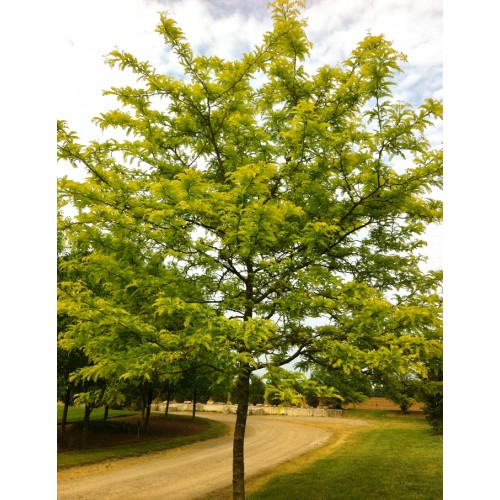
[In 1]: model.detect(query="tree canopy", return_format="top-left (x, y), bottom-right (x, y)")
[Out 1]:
top-left (58, 1), bottom-right (442, 498)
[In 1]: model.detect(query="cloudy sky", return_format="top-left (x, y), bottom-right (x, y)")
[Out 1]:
top-left (56, 0), bottom-right (443, 268)
top-left (58, 0), bottom-right (442, 141)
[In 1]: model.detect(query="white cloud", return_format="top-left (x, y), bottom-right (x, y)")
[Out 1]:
top-left (57, 0), bottom-right (442, 135)
top-left (57, 0), bottom-right (165, 139)
top-left (156, 0), bottom-right (271, 60)
top-left (304, 0), bottom-right (442, 104)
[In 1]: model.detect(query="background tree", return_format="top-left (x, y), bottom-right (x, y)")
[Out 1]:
top-left (263, 367), bottom-right (308, 407)
top-left (162, 378), bottom-right (177, 416)
top-left (173, 364), bottom-right (218, 420)
top-left (57, 231), bottom-right (92, 431)
top-left (263, 367), bottom-right (341, 408)
top-left (57, 345), bottom-right (88, 431)
top-left (58, 1), bottom-right (442, 497)
top-left (70, 380), bottom-right (105, 449)
top-left (419, 361), bottom-right (443, 433)
top-left (377, 370), bottom-right (420, 413)
top-left (307, 364), bottom-right (372, 408)
top-left (248, 374), bottom-right (266, 406)
top-left (416, 319), bottom-right (443, 432)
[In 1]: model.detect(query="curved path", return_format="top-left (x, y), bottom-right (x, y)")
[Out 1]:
top-left (57, 412), bottom-right (333, 499)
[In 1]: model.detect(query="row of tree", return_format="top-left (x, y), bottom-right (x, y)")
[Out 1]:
top-left (58, 337), bottom-right (441, 430)
top-left (57, 1), bottom-right (442, 498)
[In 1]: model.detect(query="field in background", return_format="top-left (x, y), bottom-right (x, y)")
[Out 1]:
top-left (345, 397), bottom-right (424, 411)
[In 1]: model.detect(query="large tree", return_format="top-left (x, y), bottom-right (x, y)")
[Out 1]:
top-left (58, 1), bottom-right (442, 497)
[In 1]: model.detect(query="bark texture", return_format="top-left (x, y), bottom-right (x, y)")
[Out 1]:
top-left (232, 367), bottom-right (251, 500)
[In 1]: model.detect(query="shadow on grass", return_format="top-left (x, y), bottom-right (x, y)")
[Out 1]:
top-left (57, 413), bottom-right (228, 469)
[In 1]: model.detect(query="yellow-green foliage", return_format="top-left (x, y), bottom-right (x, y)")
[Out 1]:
top-left (58, 0), bottom-right (442, 494)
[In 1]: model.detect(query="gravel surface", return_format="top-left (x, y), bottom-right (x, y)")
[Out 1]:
top-left (57, 412), bottom-right (337, 499)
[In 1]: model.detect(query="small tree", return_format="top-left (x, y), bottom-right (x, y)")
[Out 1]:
top-left (379, 371), bottom-right (420, 413)
top-left (173, 365), bottom-right (213, 420)
top-left (71, 385), bottom-right (104, 449)
top-left (248, 374), bottom-right (266, 405)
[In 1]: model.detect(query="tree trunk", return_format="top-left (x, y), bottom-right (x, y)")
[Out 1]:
top-left (192, 386), bottom-right (198, 421)
top-left (103, 404), bottom-right (109, 421)
top-left (61, 386), bottom-right (72, 432)
top-left (232, 366), bottom-right (251, 500)
top-left (143, 388), bottom-right (153, 434)
top-left (165, 387), bottom-right (172, 417)
top-left (141, 391), bottom-right (146, 420)
top-left (82, 404), bottom-right (92, 449)
top-left (232, 266), bottom-right (254, 499)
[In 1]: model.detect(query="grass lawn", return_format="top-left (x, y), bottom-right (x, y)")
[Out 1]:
top-left (246, 410), bottom-right (442, 500)
top-left (57, 406), bottom-right (227, 469)
top-left (57, 405), bottom-right (137, 424)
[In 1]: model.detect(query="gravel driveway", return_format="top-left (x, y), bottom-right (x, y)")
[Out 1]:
top-left (57, 412), bottom-right (334, 499)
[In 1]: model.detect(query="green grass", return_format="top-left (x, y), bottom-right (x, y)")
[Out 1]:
top-left (57, 408), bottom-right (227, 470)
top-left (343, 408), bottom-right (428, 424)
top-left (57, 405), bottom-right (137, 424)
top-left (248, 416), bottom-right (442, 500)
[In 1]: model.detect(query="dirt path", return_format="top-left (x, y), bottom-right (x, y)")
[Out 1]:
top-left (58, 412), bottom-right (337, 499)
